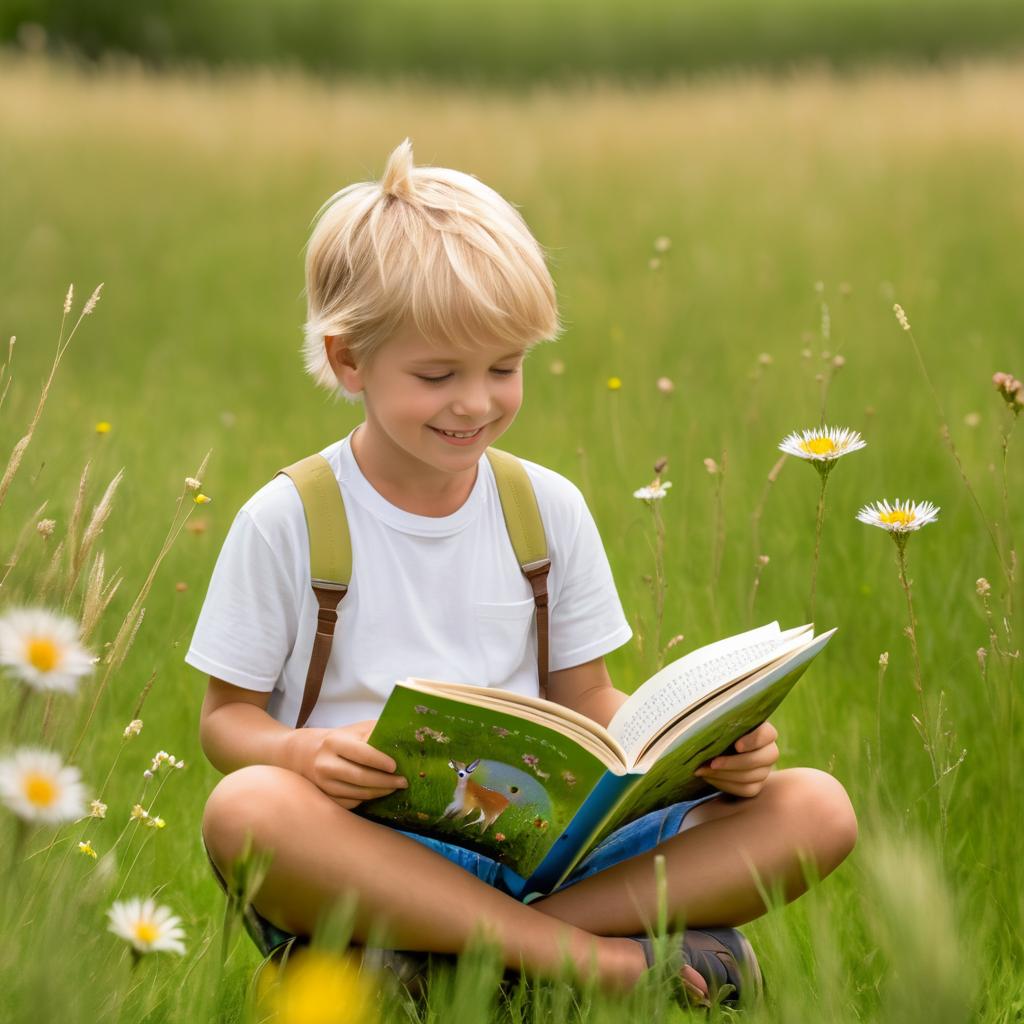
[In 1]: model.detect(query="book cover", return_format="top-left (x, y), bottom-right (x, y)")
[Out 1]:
top-left (360, 684), bottom-right (612, 878)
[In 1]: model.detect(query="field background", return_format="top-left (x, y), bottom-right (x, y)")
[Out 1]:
top-left (1, 45), bottom-right (1022, 1023)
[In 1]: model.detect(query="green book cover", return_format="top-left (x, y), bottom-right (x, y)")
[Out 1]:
top-left (359, 684), bottom-right (613, 878)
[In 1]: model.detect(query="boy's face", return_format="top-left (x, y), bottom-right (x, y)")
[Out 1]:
top-left (326, 319), bottom-right (528, 483)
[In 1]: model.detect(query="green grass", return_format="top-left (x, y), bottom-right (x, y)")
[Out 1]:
top-left (5, 0), bottom-right (1024, 84)
top-left (1, 52), bottom-right (1022, 1022)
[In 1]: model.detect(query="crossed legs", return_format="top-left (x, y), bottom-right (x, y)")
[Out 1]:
top-left (202, 765), bottom-right (856, 994)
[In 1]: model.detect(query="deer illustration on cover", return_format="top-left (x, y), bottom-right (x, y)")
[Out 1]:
top-left (442, 759), bottom-right (510, 833)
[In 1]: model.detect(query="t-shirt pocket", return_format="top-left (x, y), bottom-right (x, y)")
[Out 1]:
top-left (473, 598), bottom-right (537, 686)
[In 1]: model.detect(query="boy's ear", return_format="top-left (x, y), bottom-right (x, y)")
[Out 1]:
top-left (324, 335), bottom-right (364, 394)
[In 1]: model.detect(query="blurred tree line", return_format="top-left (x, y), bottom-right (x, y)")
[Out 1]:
top-left (2, 0), bottom-right (1023, 83)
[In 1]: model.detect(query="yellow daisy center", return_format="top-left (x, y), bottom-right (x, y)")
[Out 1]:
top-left (134, 920), bottom-right (160, 945)
top-left (800, 436), bottom-right (836, 456)
top-left (24, 773), bottom-right (58, 807)
top-left (26, 637), bottom-right (60, 672)
top-left (879, 509), bottom-right (915, 526)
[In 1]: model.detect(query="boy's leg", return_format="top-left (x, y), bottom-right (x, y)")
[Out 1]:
top-left (202, 764), bottom-right (675, 995)
top-left (530, 767), bottom-right (857, 936)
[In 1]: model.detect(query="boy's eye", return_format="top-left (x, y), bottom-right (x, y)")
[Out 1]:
top-left (415, 369), bottom-right (519, 384)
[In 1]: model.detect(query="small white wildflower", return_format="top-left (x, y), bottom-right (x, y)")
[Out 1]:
top-left (778, 426), bottom-right (866, 463)
top-left (107, 897), bottom-right (186, 956)
top-left (855, 499), bottom-right (940, 534)
top-left (89, 798), bottom-right (107, 819)
top-left (0, 607), bottom-right (96, 693)
top-left (879, 652), bottom-right (889, 667)
top-left (0, 748), bottom-right (87, 824)
top-left (184, 477), bottom-right (202, 492)
top-left (36, 519), bottom-right (56, 538)
top-left (893, 303), bottom-right (911, 331)
top-left (976, 578), bottom-right (991, 597)
top-left (123, 719), bottom-right (143, 739)
top-left (633, 480), bottom-right (672, 501)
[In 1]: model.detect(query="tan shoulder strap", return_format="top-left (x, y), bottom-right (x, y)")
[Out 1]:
top-left (485, 447), bottom-right (551, 701)
top-left (275, 454), bottom-right (350, 729)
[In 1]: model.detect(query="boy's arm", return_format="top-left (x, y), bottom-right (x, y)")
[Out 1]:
top-left (546, 656), bottom-right (629, 729)
top-left (199, 678), bottom-right (406, 807)
top-left (199, 677), bottom-right (327, 775)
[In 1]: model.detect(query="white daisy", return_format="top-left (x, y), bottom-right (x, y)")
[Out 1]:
top-left (0, 747), bottom-right (88, 824)
top-left (633, 480), bottom-right (672, 501)
top-left (855, 499), bottom-right (940, 533)
top-left (778, 426), bottom-right (866, 463)
top-left (107, 897), bottom-right (186, 956)
top-left (0, 607), bottom-right (96, 693)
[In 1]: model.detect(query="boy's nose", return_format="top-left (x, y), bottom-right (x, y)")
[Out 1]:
top-left (450, 383), bottom-right (493, 420)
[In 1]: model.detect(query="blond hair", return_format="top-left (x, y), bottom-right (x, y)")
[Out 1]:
top-left (302, 139), bottom-right (561, 402)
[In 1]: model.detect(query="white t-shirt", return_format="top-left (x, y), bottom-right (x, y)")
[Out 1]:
top-left (185, 429), bottom-right (633, 728)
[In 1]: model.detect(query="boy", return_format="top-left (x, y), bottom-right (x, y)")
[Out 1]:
top-left (190, 139), bottom-right (857, 1005)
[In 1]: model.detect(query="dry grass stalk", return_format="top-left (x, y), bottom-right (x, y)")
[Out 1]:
top-left (0, 285), bottom-right (102, 509)
top-left (750, 454), bottom-right (786, 561)
top-left (35, 538), bottom-right (66, 602)
top-left (64, 467), bottom-right (125, 607)
top-left (130, 669), bottom-right (158, 723)
top-left (61, 460), bottom-right (91, 594)
top-left (1, 498), bottom-right (49, 591)
top-left (69, 450), bottom-right (213, 761)
top-left (0, 337), bottom-right (15, 414)
top-left (79, 550), bottom-right (124, 646)
top-left (708, 448), bottom-right (727, 635)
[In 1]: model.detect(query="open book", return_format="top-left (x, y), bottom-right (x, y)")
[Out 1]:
top-left (359, 621), bottom-right (835, 900)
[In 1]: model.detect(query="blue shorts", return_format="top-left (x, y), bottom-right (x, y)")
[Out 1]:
top-left (202, 793), bottom-right (721, 959)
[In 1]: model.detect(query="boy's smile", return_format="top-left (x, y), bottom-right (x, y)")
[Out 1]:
top-left (325, 320), bottom-right (528, 515)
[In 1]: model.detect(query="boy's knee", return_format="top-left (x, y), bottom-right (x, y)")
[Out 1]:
top-left (202, 764), bottom-right (311, 866)
top-left (777, 767), bottom-right (858, 872)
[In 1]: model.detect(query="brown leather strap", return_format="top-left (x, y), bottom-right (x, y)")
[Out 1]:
top-left (522, 559), bottom-right (551, 702)
top-left (296, 583), bottom-right (347, 729)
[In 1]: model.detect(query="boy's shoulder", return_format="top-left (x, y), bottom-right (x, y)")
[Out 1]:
top-left (497, 451), bottom-right (592, 542)
top-left (504, 452), bottom-right (586, 511)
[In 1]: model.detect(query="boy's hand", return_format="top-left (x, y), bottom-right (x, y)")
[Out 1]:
top-left (292, 719), bottom-right (408, 809)
top-left (693, 721), bottom-right (779, 799)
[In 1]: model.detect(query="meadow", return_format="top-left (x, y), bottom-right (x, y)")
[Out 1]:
top-left (1, 53), bottom-right (1022, 1022)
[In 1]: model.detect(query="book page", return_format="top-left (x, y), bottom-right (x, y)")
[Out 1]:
top-left (583, 630), bottom-right (835, 849)
top-left (607, 622), bottom-right (813, 763)
top-left (361, 683), bottom-right (612, 879)
top-left (407, 677), bottom-right (626, 766)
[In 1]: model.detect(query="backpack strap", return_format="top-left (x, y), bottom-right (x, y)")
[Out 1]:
top-left (484, 447), bottom-right (551, 702)
top-left (277, 446), bottom-right (551, 729)
top-left (275, 454), bottom-right (351, 729)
